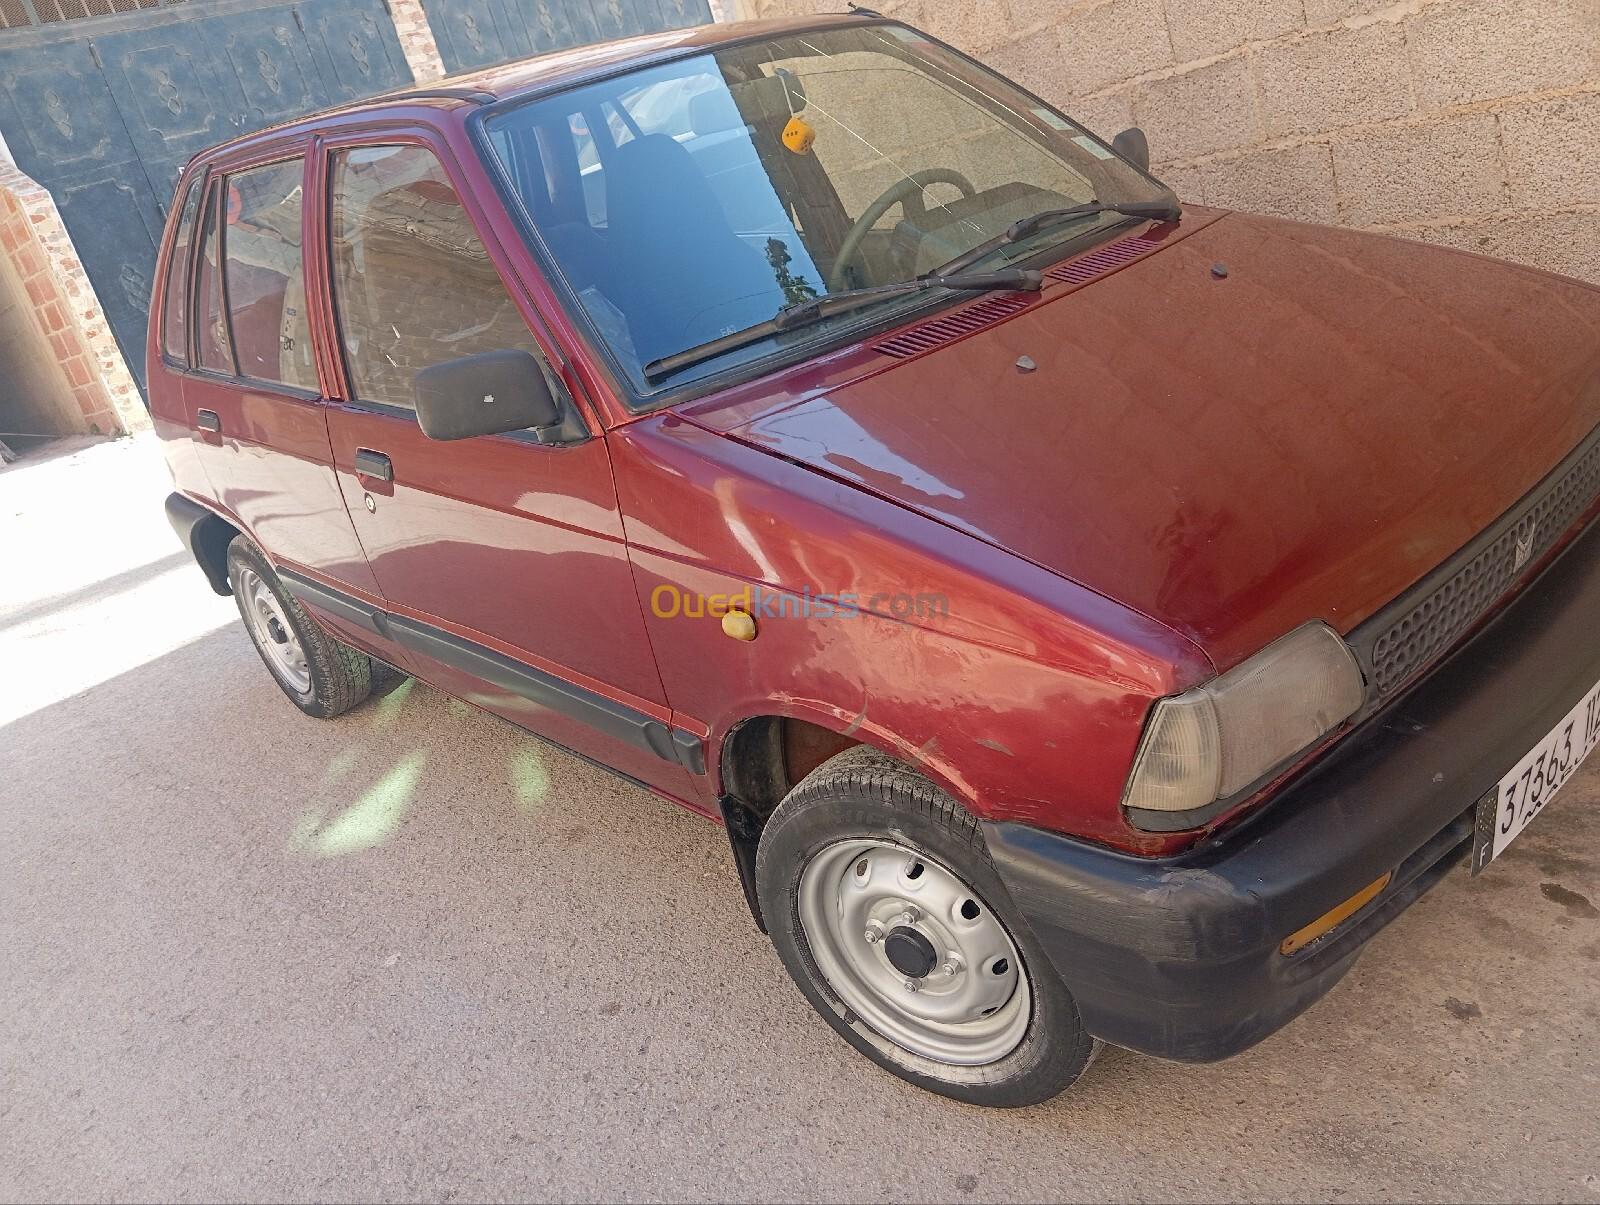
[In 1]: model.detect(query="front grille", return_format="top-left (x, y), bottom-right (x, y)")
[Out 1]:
top-left (1353, 425), bottom-right (1600, 700)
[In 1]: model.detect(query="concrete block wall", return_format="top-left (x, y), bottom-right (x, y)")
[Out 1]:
top-left (743, 0), bottom-right (1600, 285)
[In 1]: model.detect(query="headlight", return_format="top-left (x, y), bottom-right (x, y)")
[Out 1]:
top-left (1122, 622), bottom-right (1365, 824)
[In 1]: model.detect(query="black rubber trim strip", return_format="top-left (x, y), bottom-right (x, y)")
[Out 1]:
top-left (324, 86), bottom-right (496, 116)
top-left (671, 727), bottom-right (707, 775)
top-left (718, 795), bottom-right (767, 933)
top-left (276, 570), bottom-right (706, 774)
top-left (385, 614), bottom-right (701, 771)
top-left (1127, 785), bottom-right (1252, 833)
top-left (278, 570), bottom-right (389, 639)
top-left (390, 87), bottom-right (497, 104)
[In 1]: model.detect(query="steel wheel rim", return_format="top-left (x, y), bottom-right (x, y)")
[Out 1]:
top-left (798, 838), bottom-right (1030, 1066)
top-left (239, 568), bottom-right (311, 696)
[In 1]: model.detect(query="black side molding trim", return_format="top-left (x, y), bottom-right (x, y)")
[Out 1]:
top-left (387, 615), bottom-right (704, 773)
top-left (279, 569), bottom-right (390, 639)
top-left (271, 569), bottom-right (705, 775)
top-left (671, 727), bottom-right (707, 775)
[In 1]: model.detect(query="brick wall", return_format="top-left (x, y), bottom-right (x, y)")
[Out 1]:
top-left (387, 0), bottom-right (448, 83)
top-left (742, 0), bottom-right (1600, 285)
top-left (0, 166), bottom-right (139, 437)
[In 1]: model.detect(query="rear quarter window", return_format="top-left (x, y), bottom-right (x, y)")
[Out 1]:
top-left (160, 179), bottom-right (202, 364)
top-left (194, 184), bottom-right (234, 375)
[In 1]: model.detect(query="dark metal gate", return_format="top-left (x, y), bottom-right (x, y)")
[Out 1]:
top-left (420, 0), bottom-right (712, 76)
top-left (0, 0), bottom-right (413, 392)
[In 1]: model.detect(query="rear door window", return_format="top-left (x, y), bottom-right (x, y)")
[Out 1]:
top-left (221, 158), bottom-right (317, 391)
top-left (160, 179), bottom-right (202, 364)
top-left (327, 144), bottom-right (543, 412)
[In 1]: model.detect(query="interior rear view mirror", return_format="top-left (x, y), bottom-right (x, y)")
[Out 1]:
top-left (731, 68), bottom-right (808, 125)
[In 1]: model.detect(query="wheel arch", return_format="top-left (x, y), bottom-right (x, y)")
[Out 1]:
top-left (164, 492), bottom-right (241, 596)
top-left (715, 707), bottom-right (984, 931)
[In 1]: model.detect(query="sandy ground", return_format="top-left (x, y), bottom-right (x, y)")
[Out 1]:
top-left (3, 434), bottom-right (1598, 1203)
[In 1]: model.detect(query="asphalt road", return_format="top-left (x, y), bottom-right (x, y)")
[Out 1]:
top-left (4, 436), bottom-right (1599, 1203)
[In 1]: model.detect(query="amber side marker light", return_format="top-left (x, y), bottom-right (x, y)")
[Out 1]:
top-left (721, 609), bottom-right (758, 642)
top-left (1279, 872), bottom-right (1393, 956)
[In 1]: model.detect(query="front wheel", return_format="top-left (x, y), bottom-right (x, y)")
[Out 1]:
top-left (755, 745), bottom-right (1097, 1107)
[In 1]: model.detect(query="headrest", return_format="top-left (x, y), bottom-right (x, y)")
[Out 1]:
top-left (689, 87), bottom-right (744, 137)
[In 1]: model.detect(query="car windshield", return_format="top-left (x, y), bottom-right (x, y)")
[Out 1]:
top-left (481, 22), bottom-right (1169, 396)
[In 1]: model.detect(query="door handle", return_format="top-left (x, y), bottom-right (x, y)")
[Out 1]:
top-left (195, 409), bottom-right (221, 433)
top-left (353, 448), bottom-right (393, 482)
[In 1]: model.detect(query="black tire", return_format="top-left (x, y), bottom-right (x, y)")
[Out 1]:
top-left (755, 745), bottom-right (1097, 1107)
top-left (226, 537), bottom-right (377, 718)
top-left (368, 658), bottom-right (411, 697)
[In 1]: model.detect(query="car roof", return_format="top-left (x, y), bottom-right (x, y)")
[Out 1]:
top-left (191, 12), bottom-right (881, 164)
top-left (427, 12), bottom-right (873, 99)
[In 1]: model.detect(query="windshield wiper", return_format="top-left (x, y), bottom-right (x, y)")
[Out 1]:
top-left (642, 268), bottom-right (1041, 382)
top-left (774, 268), bottom-right (1042, 330)
top-left (932, 197), bottom-right (1182, 277)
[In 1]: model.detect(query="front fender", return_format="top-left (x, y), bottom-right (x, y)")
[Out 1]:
top-left (610, 414), bottom-right (1211, 855)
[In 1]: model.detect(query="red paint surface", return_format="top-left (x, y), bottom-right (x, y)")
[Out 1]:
top-left (144, 18), bottom-right (1600, 855)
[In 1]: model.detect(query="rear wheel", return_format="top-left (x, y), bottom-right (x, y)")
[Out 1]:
top-left (227, 537), bottom-right (378, 718)
top-left (755, 745), bottom-right (1097, 1107)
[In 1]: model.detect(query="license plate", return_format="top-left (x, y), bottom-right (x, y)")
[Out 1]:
top-left (1473, 676), bottom-right (1600, 872)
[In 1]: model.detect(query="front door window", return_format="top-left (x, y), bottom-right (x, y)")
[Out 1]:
top-left (327, 144), bottom-right (546, 413)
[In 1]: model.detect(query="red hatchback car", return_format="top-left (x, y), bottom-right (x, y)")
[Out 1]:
top-left (150, 13), bottom-right (1600, 1106)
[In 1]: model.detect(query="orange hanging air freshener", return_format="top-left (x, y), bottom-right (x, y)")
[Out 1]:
top-left (781, 114), bottom-right (816, 154)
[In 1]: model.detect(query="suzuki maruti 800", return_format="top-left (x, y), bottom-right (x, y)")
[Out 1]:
top-left (150, 13), bottom-right (1600, 1105)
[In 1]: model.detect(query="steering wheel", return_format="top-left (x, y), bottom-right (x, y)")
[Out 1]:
top-left (828, 168), bottom-right (978, 292)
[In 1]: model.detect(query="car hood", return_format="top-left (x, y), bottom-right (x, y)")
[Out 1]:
top-left (687, 211), bottom-right (1600, 671)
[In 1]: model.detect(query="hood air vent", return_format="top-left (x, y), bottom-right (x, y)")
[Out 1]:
top-left (871, 232), bottom-right (1166, 361)
top-left (871, 292), bottom-right (1034, 360)
top-left (1043, 231), bottom-right (1165, 285)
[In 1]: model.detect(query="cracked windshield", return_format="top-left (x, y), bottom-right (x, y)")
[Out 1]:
top-left (483, 23), bottom-right (1167, 392)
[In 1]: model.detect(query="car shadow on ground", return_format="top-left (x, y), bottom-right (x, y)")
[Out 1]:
top-left (4, 622), bottom-right (1598, 1201)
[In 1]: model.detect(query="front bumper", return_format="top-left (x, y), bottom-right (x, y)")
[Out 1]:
top-left (983, 513), bottom-right (1600, 1062)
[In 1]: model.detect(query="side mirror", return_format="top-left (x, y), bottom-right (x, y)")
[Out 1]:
top-left (413, 350), bottom-right (564, 442)
top-left (1112, 126), bottom-right (1151, 172)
